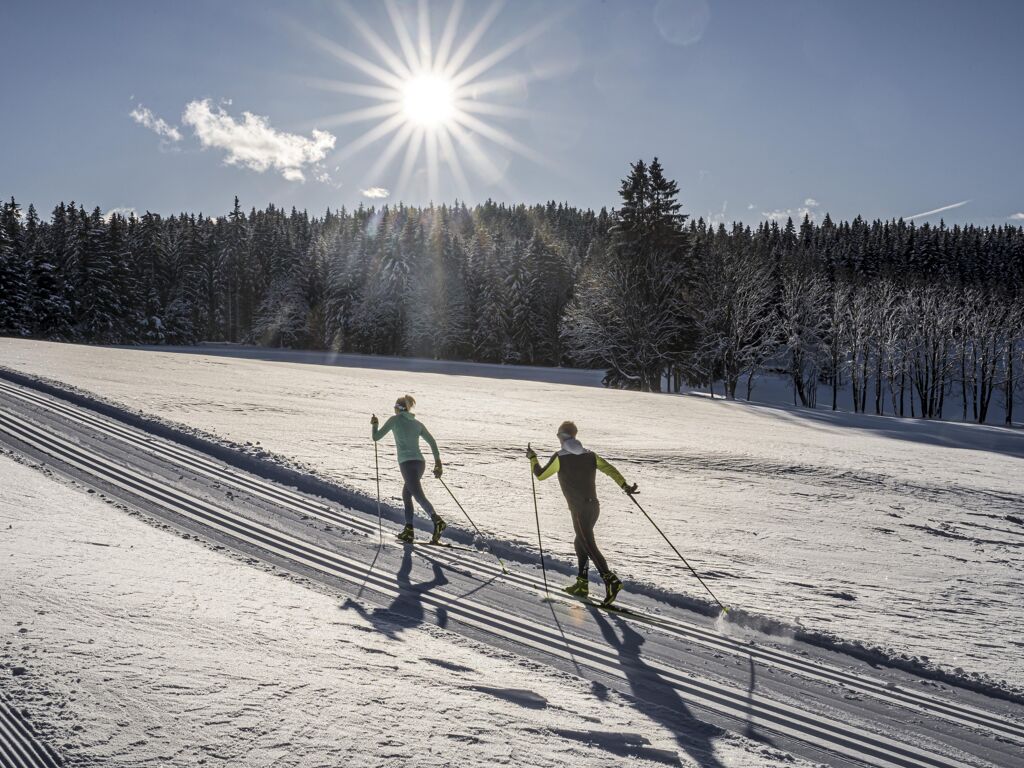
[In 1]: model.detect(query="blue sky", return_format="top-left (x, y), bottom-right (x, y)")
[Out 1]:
top-left (2, 0), bottom-right (1022, 226)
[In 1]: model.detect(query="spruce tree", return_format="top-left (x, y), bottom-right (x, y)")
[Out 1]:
top-left (0, 197), bottom-right (30, 335)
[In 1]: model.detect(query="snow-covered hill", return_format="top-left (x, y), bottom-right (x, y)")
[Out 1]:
top-left (2, 338), bottom-right (1021, 695)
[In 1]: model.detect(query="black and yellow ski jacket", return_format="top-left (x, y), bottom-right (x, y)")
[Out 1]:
top-left (531, 448), bottom-right (627, 508)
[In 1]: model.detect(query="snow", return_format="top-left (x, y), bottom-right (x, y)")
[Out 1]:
top-left (2, 338), bottom-right (1022, 695)
top-left (0, 451), bottom-right (804, 767)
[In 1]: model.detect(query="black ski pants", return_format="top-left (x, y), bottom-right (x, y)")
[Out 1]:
top-left (399, 459), bottom-right (437, 525)
top-left (569, 498), bottom-right (609, 578)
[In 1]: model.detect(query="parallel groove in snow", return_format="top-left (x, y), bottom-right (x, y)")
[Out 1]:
top-left (0, 695), bottom-right (61, 768)
top-left (1, 380), bottom-right (1020, 746)
top-left (0, 407), bottom-right (982, 768)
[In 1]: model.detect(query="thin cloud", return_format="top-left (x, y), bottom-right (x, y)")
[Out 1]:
top-left (1009, 212), bottom-right (1024, 221)
top-left (182, 99), bottom-right (336, 182)
top-left (905, 200), bottom-right (970, 221)
top-left (316, 170), bottom-right (343, 188)
top-left (130, 105), bottom-right (182, 142)
top-left (706, 200), bottom-right (728, 225)
top-left (760, 196), bottom-right (821, 223)
top-left (361, 186), bottom-right (390, 199)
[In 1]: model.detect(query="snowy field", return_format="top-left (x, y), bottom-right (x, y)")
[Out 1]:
top-left (0, 451), bottom-right (806, 767)
top-left (1, 338), bottom-right (1022, 696)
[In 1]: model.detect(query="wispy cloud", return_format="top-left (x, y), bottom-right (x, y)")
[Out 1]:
top-left (761, 196), bottom-right (819, 223)
top-left (181, 99), bottom-right (336, 182)
top-left (705, 200), bottom-right (728, 225)
top-left (1009, 212), bottom-right (1024, 221)
top-left (130, 105), bottom-right (182, 142)
top-left (316, 170), bottom-right (343, 188)
top-left (904, 200), bottom-right (970, 221)
top-left (361, 186), bottom-right (390, 199)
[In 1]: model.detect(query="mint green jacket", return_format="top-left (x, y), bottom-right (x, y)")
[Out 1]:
top-left (372, 412), bottom-right (440, 465)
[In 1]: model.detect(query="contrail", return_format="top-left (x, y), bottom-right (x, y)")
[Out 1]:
top-left (905, 199), bottom-right (971, 220)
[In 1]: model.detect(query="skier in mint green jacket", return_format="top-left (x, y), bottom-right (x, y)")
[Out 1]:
top-left (371, 394), bottom-right (446, 544)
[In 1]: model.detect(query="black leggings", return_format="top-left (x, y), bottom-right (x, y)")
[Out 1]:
top-left (569, 499), bottom-right (609, 577)
top-left (399, 460), bottom-right (437, 525)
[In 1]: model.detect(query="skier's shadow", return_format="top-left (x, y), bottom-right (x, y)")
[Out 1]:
top-left (590, 609), bottom-right (727, 768)
top-left (341, 546), bottom-right (449, 640)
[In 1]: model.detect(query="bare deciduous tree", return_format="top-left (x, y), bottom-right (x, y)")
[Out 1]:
top-left (778, 272), bottom-right (828, 408)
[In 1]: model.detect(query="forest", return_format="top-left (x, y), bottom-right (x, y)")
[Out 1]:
top-left (2, 158), bottom-right (1023, 424)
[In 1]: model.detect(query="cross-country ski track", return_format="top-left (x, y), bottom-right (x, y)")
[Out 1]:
top-left (0, 375), bottom-right (1021, 768)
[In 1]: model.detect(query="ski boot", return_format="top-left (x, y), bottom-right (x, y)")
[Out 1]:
top-left (563, 575), bottom-right (589, 598)
top-left (430, 516), bottom-right (447, 544)
top-left (601, 571), bottom-right (623, 606)
top-left (396, 524), bottom-right (415, 543)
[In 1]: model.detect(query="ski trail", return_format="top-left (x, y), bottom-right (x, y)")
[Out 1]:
top-left (0, 380), bottom-right (1019, 745)
top-left (0, 397), bottom-right (1018, 767)
top-left (0, 693), bottom-right (63, 768)
top-left (1, 376), bottom-right (1022, 746)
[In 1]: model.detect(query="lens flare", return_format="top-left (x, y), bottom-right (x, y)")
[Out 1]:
top-left (297, 0), bottom-right (564, 201)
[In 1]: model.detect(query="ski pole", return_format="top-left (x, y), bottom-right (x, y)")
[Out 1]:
top-left (372, 418), bottom-right (382, 546)
top-left (528, 443), bottom-right (550, 598)
top-left (436, 476), bottom-right (509, 574)
top-left (625, 492), bottom-right (729, 614)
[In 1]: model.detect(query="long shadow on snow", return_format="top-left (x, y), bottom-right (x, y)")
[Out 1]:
top-left (590, 608), bottom-right (769, 768)
top-left (716, 394), bottom-right (1024, 460)
top-left (104, 343), bottom-right (606, 388)
top-left (341, 546), bottom-right (449, 640)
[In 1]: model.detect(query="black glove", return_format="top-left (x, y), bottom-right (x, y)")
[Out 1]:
top-left (624, 482), bottom-right (639, 495)
top-left (433, 460), bottom-right (443, 479)
top-left (526, 445), bottom-right (537, 460)
top-left (370, 414), bottom-right (379, 427)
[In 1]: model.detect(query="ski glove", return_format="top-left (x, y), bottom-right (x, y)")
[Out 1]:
top-left (525, 446), bottom-right (537, 460)
top-left (370, 414), bottom-right (379, 427)
top-left (433, 460), bottom-right (443, 479)
top-left (623, 482), bottom-right (639, 495)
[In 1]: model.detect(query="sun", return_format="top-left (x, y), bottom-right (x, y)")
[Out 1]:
top-left (402, 73), bottom-right (455, 128)
top-left (298, 1), bottom-right (557, 201)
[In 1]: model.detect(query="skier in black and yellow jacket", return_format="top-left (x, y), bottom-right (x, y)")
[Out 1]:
top-left (527, 420), bottom-right (638, 605)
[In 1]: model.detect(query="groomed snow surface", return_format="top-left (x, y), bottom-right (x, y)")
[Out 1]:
top-left (1, 339), bottom-right (1021, 698)
top-left (0, 452), bottom-right (806, 767)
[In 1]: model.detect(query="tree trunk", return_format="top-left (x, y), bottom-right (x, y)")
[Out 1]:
top-left (875, 354), bottom-right (883, 415)
top-left (861, 354), bottom-right (869, 413)
top-left (1006, 352), bottom-right (1015, 426)
top-left (972, 348), bottom-right (979, 422)
top-left (961, 353), bottom-right (968, 421)
top-left (899, 369), bottom-right (906, 417)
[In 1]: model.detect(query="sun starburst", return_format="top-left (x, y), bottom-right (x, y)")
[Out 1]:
top-left (296, 0), bottom-right (558, 202)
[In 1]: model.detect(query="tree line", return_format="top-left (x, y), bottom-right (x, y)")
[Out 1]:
top-left (562, 160), bottom-right (1024, 425)
top-left (2, 160), bottom-right (1023, 424)
top-left (0, 195), bottom-right (603, 365)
